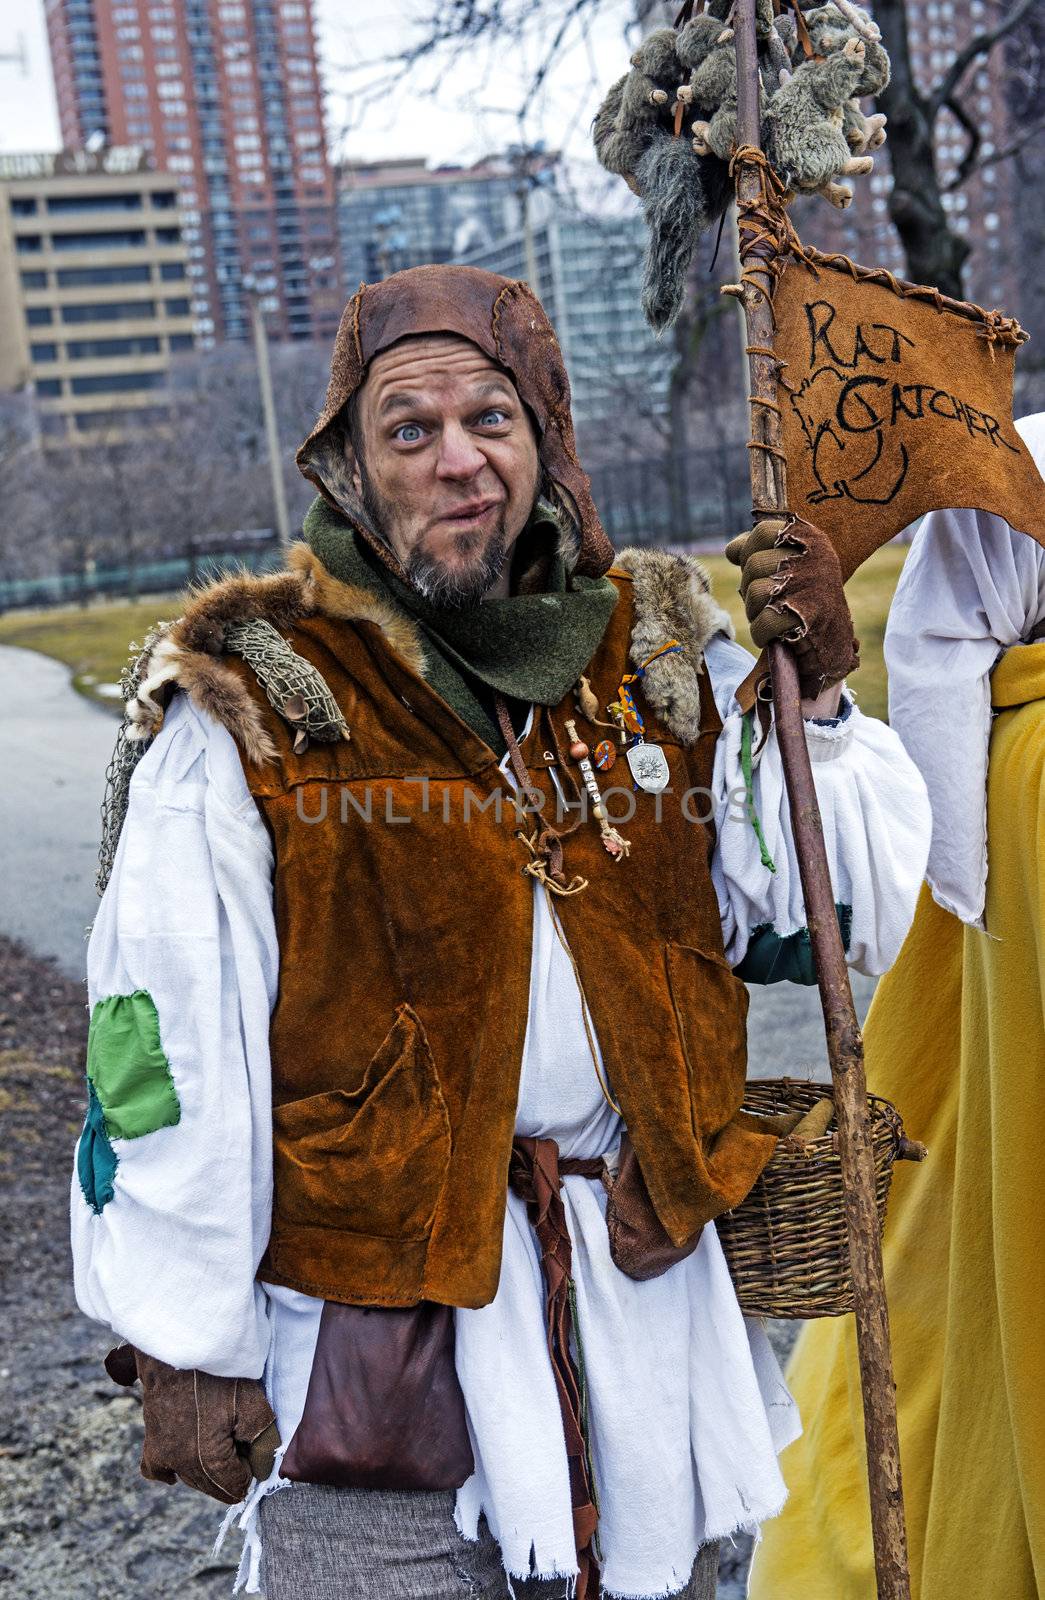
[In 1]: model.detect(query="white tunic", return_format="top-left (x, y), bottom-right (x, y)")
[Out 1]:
top-left (72, 628), bottom-right (932, 1596)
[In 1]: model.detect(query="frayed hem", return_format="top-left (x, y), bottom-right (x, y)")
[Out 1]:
top-left (211, 1444), bottom-right (293, 1595)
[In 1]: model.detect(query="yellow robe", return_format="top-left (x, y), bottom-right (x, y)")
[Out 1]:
top-left (748, 641), bottom-right (1045, 1600)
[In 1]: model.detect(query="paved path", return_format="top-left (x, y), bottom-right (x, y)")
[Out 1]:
top-left (0, 644), bottom-right (117, 979)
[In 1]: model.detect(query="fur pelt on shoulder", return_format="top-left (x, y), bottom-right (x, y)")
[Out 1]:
top-left (124, 542), bottom-right (428, 764)
top-left (612, 546), bottom-right (733, 744)
top-left (124, 540), bottom-right (731, 763)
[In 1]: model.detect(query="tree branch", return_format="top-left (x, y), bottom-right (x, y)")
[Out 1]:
top-left (929, 0), bottom-right (1039, 117)
top-left (955, 110), bottom-right (1045, 184)
top-left (941, 93), bottom-right (981, 190)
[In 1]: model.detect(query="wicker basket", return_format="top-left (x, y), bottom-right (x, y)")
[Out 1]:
top-left (717, 1078), bottom-right (915, 1320)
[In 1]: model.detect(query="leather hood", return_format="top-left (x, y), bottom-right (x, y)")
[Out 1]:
top-left (295, 264), bottom-right (614, 580)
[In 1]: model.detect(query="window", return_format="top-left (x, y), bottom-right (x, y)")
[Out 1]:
top-left (31, 342), bottom-right (58, 361)
top-left (11, 197), bottom-right (37, 216)
top-left (164, 296), bottom-right (191, 314)
top-left (46, 193), bottom-right (143, 214)
top-left (160, 261), bottom-right (187, 280)
top-left (20, 269), bottom-right (47, 288)
top-left (61, 299), bottom-right (157, 322)
top-left (71, 371), bottom-right (167, 394)
top-left (169, 332), bottom-right (194, 351)
top-left (66, 335), bottom-right (162, 358)
top-left (27, 306), bottom-right (53, 326)
top-left (155, 227), bottom-right (181, 243)
top-left (52, 229), bottom-right (148, 250)
top-left (151, 190), bottom-right (178, 209)
top-left (56, 264), bottom-right (151, 287)
top-left (35, 379), bottom-right (62, 397)
top-left (16, 236), bottom-right (42, 254)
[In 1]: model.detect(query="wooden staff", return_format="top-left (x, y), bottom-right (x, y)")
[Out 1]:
top-left (730, 0), bottom-right (912, 1594)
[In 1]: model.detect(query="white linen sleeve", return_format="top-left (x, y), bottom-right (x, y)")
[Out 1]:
top-left (71, 692), bottom-right (278, 1378)
top-left (704, 633), bottom-right (931, 976)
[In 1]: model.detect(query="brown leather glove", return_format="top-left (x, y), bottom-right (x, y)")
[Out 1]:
top-left (105, 1343), bottom-right (280, 1504)
top-left (725, 514), bottom-right (860, 698)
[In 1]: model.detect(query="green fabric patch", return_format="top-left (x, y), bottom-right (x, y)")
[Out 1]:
top-left (734, 903), bottom-right (853, 986)
top-left (77, 1080), bottom-right (118, 1213)
top-left (87, 990), bottom-right (181, 1140)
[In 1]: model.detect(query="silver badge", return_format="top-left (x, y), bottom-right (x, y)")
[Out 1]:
top-left (626, 740), bottom-right (670, 793)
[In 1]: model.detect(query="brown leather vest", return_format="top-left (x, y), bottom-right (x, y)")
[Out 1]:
top-left (221, 561), bottom-right (776, 1309)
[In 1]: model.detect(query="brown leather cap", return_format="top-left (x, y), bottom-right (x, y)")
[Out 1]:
top-left (296, 264), bottom-right (614, 579)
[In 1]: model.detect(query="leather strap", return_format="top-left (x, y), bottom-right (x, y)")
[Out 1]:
top-left (495, 695), bottom-right (584, 891)
top-left (508, 1137), bottom-right (604, 1600)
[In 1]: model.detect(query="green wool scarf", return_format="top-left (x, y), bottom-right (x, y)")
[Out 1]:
top-left (302, 495), bottom-right (618, 756)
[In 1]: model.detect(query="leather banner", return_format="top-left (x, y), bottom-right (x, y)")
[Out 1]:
top-left (772, 250), bottom-right (1045, 579)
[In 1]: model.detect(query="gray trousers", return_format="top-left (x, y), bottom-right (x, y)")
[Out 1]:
top-left (259, 1484), bottom-right (719, 1600)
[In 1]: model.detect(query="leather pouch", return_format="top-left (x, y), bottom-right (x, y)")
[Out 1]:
top-left (280, 1300), bottom-right (474, 1490)
top-left (604, 1132), bottom-right (703, 1281)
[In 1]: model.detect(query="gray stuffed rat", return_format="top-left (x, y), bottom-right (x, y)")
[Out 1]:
top-left (592, 0), bottom-right (890, 328)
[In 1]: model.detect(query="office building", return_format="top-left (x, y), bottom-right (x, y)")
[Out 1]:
top-left (338, 152), bottom-right (556, 291)
top-left (0, 146), bottom-right (194, 444)
top-left (44, 0), bottom-right (342, 345)
top-left (460, 210), bottom-right (674, 429)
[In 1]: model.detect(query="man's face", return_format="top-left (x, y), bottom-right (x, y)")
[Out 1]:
top-left (350, 334), bottom-right (541, 606)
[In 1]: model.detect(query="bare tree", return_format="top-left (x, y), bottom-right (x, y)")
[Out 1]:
top-left (339, 0), bottom-right (1043, 306)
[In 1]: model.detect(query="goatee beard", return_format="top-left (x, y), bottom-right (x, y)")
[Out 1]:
top-left (407, 518), bottom-right (512, 608)
top-left (357, 459), bottom-right (513, 609)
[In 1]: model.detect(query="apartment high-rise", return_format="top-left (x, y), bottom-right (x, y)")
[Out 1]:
top-left (0, 146), bottom-right (194, 446)
top-left (44, 0), bottom-right (343, 346)
top-left (804, 0), bottom-right (1019, 314)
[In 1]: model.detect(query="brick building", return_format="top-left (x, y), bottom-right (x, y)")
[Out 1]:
top-left (805, 0), bottom-right (1019, 316)
top-left (43, 0), bottom-right (342, 346)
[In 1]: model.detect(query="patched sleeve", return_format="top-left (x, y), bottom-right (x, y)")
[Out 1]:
top-left (703, 633), bottom-right (931, 978)
top-left (71, 693), bottom-right (278, 1378)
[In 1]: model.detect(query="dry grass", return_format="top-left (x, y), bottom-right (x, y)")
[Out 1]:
top-left (0, 543), bottom-right (909, 722)
top-left (0, 594), bottom-right (182, 712)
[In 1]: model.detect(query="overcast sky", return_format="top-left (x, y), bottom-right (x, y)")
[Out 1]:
top-left (0, 0), bottom-right (634, 171)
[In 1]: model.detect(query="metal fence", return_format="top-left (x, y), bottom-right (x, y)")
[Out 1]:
top-left (0, 528), bottom-right (280, 613)
top-left (588, 443), bottom-right (750, 548)
top-left (0, 446), bottom-right (752, 612)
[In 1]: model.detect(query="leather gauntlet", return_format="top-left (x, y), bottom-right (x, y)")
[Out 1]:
top-left (725, 515), bottom-right (860, 698)
top-left (105, 1343), bottom-right (280, 1504)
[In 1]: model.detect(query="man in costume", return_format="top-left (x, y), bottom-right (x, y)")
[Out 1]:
top-left (748, 412), bottom-right (1045, 1600)
top-left (71, 265), bottom-right (931, 1600)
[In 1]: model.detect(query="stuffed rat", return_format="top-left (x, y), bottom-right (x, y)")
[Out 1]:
top-left (762, 35), bottom-right (875, 206)
top-left (805, 6), bottom-right (890, 150)
top-left (592, 30), bottom-right (682, 190)
top-left (591, 0), bottom-right (889, 327)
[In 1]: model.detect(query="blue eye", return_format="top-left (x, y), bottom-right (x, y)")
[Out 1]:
top-left (478, 408), bottom-right (508, 427)
top-left (394, 423), bottom-right (424, 443)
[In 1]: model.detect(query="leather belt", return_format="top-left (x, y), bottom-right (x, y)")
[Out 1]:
top-left (508, 1135), bottom-right (605, 1600)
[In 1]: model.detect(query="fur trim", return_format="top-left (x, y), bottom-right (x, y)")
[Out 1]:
top-left (612, 547), bottom-right (733, 743)
top-left (123, 542), bottom-right (427, 763)
top-left (287, 543), bottom-right (427, 678)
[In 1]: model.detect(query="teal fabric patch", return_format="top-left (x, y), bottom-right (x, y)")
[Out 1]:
top-left (87, 990), bottom-right (180, 1140)
top-left (734, 903), bottom-right (853, 986)
top-left (77, 1080), bottom-right (118, 1213)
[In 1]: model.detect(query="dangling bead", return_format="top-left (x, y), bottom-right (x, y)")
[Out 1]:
top-left (565, 718), bottom-right (632, 863)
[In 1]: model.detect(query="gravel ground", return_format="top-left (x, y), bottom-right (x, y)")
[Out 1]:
top-left (0, 932), bottom-right (803, 1600)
